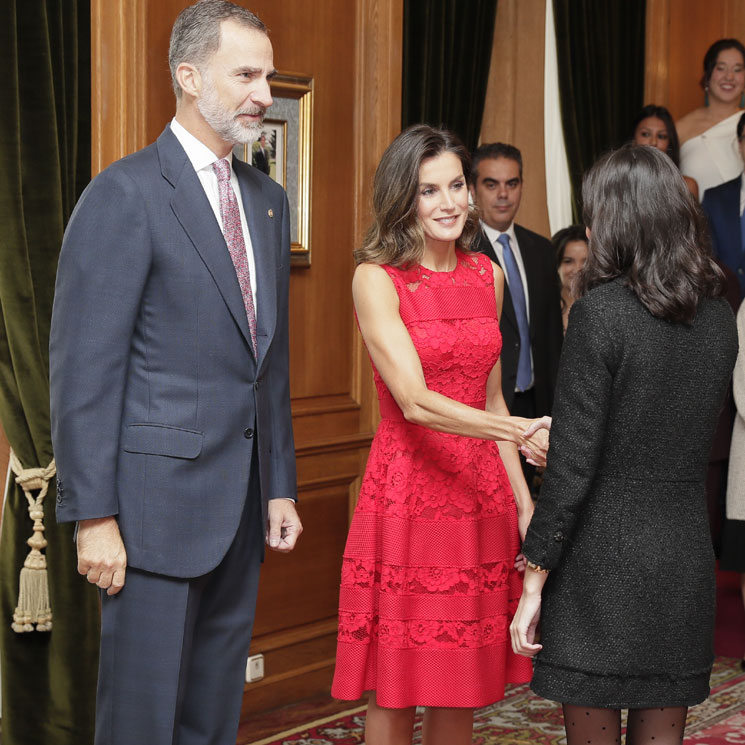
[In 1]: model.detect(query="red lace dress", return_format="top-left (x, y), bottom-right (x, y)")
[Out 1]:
top-left (332, 251), bottom-right (532, 708)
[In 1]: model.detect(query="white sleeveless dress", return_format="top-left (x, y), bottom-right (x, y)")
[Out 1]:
top-left (680, 111), bottom-right (743, 200)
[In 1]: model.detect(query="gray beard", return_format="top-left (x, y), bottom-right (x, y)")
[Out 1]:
top-left (197, 84), bottom-right (265, 146)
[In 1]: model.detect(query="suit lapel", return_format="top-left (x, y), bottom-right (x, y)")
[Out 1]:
top-left (158, 128), bottom-right (254, 353)
top-left (477, 230), bottom-right (498, 263)
top-left (479, 230), bottom-right (518, 332)
top-left (235, 159), bottom-right (277, 370)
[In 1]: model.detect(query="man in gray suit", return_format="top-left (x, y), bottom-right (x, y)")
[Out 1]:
top-left (49, 2), bottom-right (301, 744)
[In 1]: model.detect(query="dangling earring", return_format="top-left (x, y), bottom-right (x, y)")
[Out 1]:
top-left (705, 86), bottom-right (710, 107)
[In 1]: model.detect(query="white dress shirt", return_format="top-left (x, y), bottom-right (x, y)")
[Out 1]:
top-left (170, 118), bottom-right (258, 304)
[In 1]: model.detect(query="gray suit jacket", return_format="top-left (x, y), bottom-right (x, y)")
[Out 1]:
top-left (50, 125), bottom-right (296, 578)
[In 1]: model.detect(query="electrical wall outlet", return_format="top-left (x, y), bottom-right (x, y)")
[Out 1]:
top-left (246, 653), bottom-right (264, 683)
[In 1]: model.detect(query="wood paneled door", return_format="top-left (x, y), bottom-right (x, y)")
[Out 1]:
top-left (90, 0), bottom-right (402, 714)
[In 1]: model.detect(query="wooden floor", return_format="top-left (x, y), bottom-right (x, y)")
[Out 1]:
top-left (236, 692), bottom-right (364, 744)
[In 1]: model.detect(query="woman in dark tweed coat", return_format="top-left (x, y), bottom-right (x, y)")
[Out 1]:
top-left (511, 145), bottom-right (738, 745)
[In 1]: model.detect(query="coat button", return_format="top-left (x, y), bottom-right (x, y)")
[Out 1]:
top-left (244, 428), bottom-right (254, 439)
top-left (553, 531), bottom-right (564, 542)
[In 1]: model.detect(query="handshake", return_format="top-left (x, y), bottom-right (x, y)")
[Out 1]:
top-left (516, 416), bottom-right (552, 467)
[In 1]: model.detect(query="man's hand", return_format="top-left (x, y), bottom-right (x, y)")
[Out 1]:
top-left (77, 516), bottom-right (127, 595)
top-left (266, 500), bottom-right (302, 553)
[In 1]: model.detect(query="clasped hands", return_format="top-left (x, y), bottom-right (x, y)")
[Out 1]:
top-left (516, 415), bottom-right (552, 467)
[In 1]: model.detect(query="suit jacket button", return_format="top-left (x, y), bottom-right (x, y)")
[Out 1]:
top-left (244, 428), bottom-right (254, 439)
top-left (553, 531), bottom-right (564, 542)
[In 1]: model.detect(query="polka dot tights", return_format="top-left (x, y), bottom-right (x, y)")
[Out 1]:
top-left (562, 704), bottom-right (687, 745)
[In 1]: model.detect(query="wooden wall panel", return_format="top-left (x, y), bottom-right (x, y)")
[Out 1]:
top-left (645, 0), bottom-right (745, 120)
top-left (91, 0), bottom-right (401, 715)
top-left (91, 0), bottom-right (147, 173)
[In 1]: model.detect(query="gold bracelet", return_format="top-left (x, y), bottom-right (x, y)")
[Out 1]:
top-left (526, 560), bottom-right (550, 574)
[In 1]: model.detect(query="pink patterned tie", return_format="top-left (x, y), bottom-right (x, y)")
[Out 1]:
top-left (212, 158), bottom-right (257, 351)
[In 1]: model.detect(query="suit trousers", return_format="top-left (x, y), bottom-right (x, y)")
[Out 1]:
top-left (95, 461), bottom-right (263, 745)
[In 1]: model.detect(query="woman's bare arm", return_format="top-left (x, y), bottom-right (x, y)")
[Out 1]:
top-left (354, 262), bottom-right (535, 447)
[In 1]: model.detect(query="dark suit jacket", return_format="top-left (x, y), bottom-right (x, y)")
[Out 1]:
top-left (476, 225), bottom-right (563, 415)
top-left (50, 125), bottom-right (296, 578)
top-left (701, 174), bottom-right (745, 300)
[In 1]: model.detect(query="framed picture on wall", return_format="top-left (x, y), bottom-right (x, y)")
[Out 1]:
top-left (234, 72), bottom-right (313, 267)
top-left (249, 120), bottom-right (287, 187)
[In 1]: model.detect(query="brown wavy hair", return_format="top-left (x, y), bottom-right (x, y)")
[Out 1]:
top-left (579, 145), bottom-right (724, 324)
top-left (354, 125), bottom-right (480, 266)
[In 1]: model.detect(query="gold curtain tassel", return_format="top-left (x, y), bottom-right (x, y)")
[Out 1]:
top-left (9, 451), bottom-right (56, 633)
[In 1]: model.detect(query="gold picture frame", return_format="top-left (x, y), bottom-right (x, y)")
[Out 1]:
top-left (235, 72), bottom-right (313, 267)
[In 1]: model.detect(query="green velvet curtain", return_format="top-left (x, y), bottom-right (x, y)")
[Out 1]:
top-left (553, 0), bottom-right (646, 218)
top-left (0, 2), bottom-right (98, 744)
top-left (402, 0), bottom-right (498, 153)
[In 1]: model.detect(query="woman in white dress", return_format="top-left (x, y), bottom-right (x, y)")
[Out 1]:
top-left (677, 39), bottom-right (745, 200)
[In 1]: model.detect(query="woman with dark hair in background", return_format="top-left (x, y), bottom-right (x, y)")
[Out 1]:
top-left (633, 103), bottom-right (699, 199)
top-left (332, 124), bottom-right (545, 745)
top-left (511, 145), bottom-right (737, 745)
top-left (552, 225), bottom-right (588, 334)
top-left (678, 38), bottom-right (745, 199)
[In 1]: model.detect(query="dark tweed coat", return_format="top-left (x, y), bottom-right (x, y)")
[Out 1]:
top-left (522, 279), bottom-right (738, 708)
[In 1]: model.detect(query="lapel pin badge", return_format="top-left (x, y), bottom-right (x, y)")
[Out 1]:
top-left (267, 208), bottom-right (274, 218)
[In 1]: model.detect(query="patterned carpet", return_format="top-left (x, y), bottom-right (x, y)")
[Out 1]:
top-left (247, 657), bottom-right (745, 745)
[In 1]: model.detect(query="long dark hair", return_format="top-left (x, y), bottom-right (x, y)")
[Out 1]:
top-left (579, 145), bottom-right (724, 324)
top-left (355, 125), bottom-right (480, 266)
top-left (630, 105), bottom-right (681, 167)
top-left (553, 224), bottom-right (588, 312)
top-left (552, 224), bottom-right (588, 269)
top-left (700, 38), bottom-right (745, 89)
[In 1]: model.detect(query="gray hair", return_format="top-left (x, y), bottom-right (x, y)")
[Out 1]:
top-left (169, 0), bottom-right (267, 99)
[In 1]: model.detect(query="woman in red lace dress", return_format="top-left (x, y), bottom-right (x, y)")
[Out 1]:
top-left (331, 125), bottom-right (545, 745)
